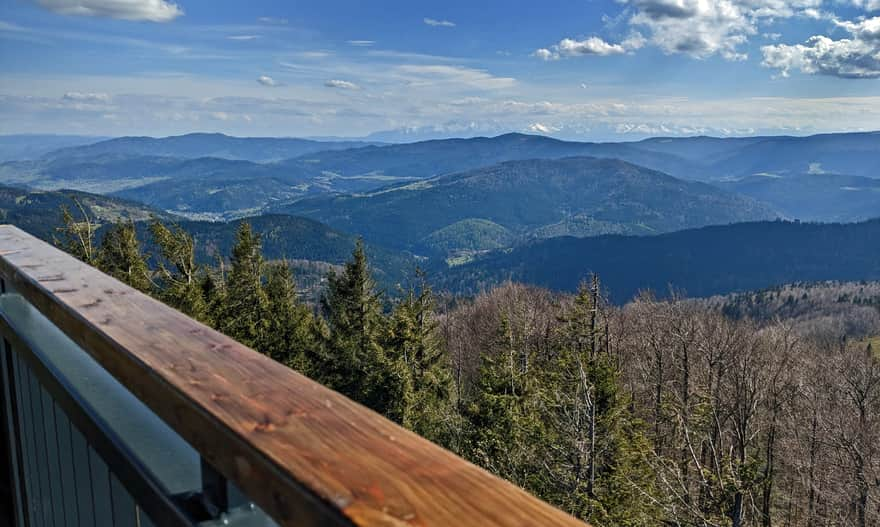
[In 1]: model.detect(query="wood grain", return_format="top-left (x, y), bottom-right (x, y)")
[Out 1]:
top-left (0, 225), bottom-right (587, 527)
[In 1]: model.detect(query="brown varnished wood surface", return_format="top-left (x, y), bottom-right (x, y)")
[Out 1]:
top-left (0, 225), bottom-right (587, 527)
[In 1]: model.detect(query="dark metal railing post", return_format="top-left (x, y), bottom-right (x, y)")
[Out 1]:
top-left (1, 274), bottom-right (28, 527)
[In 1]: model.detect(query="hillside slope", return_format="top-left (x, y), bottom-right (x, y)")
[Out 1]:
top-left (720, 173), bottom-right (880, 222)
top-left (45, 132), bottom-right (377, 162)
top-left (437, 219), bottom-right (880, 302)
top-left (278, 132), bottom-right (708, 182)
top-left (278, 156), bottom-right (777, 254)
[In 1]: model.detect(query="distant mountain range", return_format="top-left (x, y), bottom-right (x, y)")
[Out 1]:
top-left (0, 185), bottom-right (413, 288)
top-left (721, 173), bottom-right (880, 222)
top-left (276, 156), bottom-right (776, 255)
top-left (43, 132), bottom-right (380, 163)
top-left (4, 183), bottom-right (880, 303)
top-left (436, 219), bottom-right (880, 302)
top-left (2, 130), bottom-right (878, 222)
top-left (0, 134), bottom-right (109, 162)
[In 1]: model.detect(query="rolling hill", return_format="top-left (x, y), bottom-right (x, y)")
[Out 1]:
top-left (44, 132), bottom-right (378, 163)
top-left (720, 173), bottom-right (880, 222)
top-left (0, 155), bottom-right (312, 217)
top-left (276, 156), bottom-right (777, 255)
top-left (277, 132), bottom-right (708, 182)
top-left (0, 184), bottom-right (178, 241)
top-left (0, 185), bottom-right (415, 290)
top-left (706, 132), bottom-right (880, 179)
top-left (436, 219), bottom-right (880, 302)
top-left (0, 134), bottom-right (107, 161)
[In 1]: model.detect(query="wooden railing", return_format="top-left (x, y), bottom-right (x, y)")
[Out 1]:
top-left (0, 225), bottom-right (584, 527)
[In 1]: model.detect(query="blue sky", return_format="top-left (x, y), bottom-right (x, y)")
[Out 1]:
top-left (1, 0), bottom-right (879, 140)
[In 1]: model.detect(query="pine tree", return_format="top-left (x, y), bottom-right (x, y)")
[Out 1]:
top-left (216, 222), bottom-right (269, 348)
top-left (96, 220), bottom-right (151, 292)
top-left (319, 240), bottom-right (408, 421)
top-left (386, 271), bottom-right (453, 440)
top-left (149, 221), bottom-right (208, 321)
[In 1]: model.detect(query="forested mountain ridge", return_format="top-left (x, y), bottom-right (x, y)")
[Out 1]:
top-left (44, 132), bottom-right (379, 162)
top-left (437, 218), bottom-right (880, 302)
top-left (276, 156), bottom-right (777, 255)
top-left (0, 134), bottom-right (108, 161)
top-left (720, 172), bottom-right (880, 222)
top-left (0, 154), bottom-right (316, 218)
top-left (2, 130), bottom-right (877, 220)
top-left (706, 131), bottom-right (880, 179)
top-left (0, 184), bottom-right (178, 240)
top-left (0, 185), bottom-right (413, 291)
top-left (276, 132), bottom-right (708, 181)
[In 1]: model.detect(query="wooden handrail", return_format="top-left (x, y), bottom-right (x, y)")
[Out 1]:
top-left (0, 225), bottom-right (585, 527)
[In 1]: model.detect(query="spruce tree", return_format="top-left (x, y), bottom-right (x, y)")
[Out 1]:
top-left (263, 261), bottom-right (321, 373)
top-left (386, 271), bottom-right (453, 440)
top-left (319, 240), bottom-right (408, 421)
top-left (462, 315), bottom-right (545, 490)
top-left (96, 220), bottom-right (151, 292)
top-left (542, 278), bottom-right (659, 525)
top-left (150, 221), bottom-right (208, 321)
top-left (217, 222), bottom-right (269, 349)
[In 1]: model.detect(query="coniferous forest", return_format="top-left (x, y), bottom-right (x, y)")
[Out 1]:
top-left (56, 206), bottom-right (880, 527)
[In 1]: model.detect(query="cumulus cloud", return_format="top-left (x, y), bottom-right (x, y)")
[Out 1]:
top-left (535, 35), bottom-right (642, 60)
top-left (257, 75), bottom-right (281, 87)
top-left (28, 0), bottom-right (182, 22)
top-left (538, 1), bottom-right (828, 62)
top-left (850, 0), bottom-right (880, 11)
top-left (324, 79), bottom-right (360, 89)
top-left (424, 17), bottom-right (455, 27)
top-left (761, 16), bottom-right (880, 78)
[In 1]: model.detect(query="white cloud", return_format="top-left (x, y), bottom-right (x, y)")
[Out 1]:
top-left (62, 91), bottom-right (111, 102)
top-left (526, 122), bottom-right (560, 134)
top-left (257, 75), bottom-right (280, 87)
top-left (535, 36), bottom-right (634, 60)
top-left (394, 64), bottom-right (516, 90)
top-left (762, 16), bottom-right (880, 78)
top-left (424, 17), bottom-right (455, 27)
top-left (29, 0), bottom-right (183, 22)
top-left (257, 17), bottom-right (287, 24)
top-left (227, 35), bottom-right (259, 41)
top-left (538, 1), bottom-right (827, 63)
top-left (850, 0), bottom-right (880, 11)
top-left (324, 79), bottom-right (360, 89)
top-left (347, 40), bottom-right (375, 47)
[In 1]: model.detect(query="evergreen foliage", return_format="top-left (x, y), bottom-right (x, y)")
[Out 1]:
top-left (318, 240), bottom-right (409, 421)
top-left (386, 272), bottom-right (453, 440)
top-left (217, 222), bottom-right (270, 348)
top-left (47, 209), bottom-right (880, 526)
top-left (149, 221), bottom-right (209, 322)
top-left (96, 219), bottom-right (151, 292)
